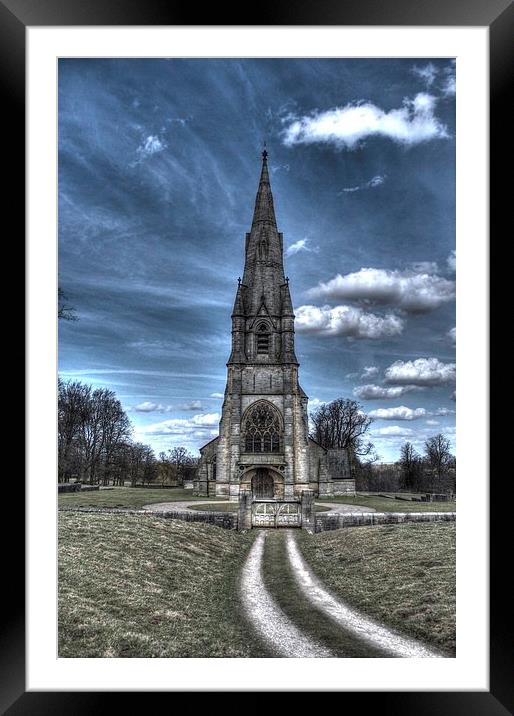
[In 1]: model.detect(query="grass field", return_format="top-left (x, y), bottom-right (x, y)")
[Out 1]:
top-left (319, 494), bottom-right (456, 513)
top-left (58, 512), bottom-right (267, 657)
top-left (297, 522), bottom-right (456, 655)
top-left (58, 487), bottom-right (215, 510)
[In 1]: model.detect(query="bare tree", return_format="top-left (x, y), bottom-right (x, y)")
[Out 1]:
top-left (158, 451), bottom-right (175, 486)
top-left (167, 447), bottom-right (195, 486)
top-left (72, 386), bottom-right (131, 484)
top-left (58, 379), bottom-right (91, 482)
top-left (424, 433), bottom-right (454, 491)
top-left (127, 443), bottom-right (148, 487)
top-left (310, 398), bottom-right (375, 480)
top-left (398, 441), bottom-right (422, 491)
top-left (58, 288), bottom-right (78, 321)
top-left (58, 377), bottom-right (167, 487)
top-left (109, 441), bottom-right (132, 486)
top-left (142, 447), bottom-right (158, 485)
top-left (99, 397), bottom-right (132, 485)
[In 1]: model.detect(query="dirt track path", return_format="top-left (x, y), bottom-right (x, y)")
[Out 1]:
top-left (240, 532), bottom-right (332, 658)
top-left (240, 529), bottom-right (441, 659)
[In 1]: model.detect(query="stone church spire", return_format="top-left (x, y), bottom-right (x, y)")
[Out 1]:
top-left (251, 149), bottom-right (277, 228)
top-left (241, 149), bottom-right (286, 318)
top-left (228, 149), bottom-right (298, 366)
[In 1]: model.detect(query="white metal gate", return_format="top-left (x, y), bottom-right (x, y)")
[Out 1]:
top-left (251, 500), bottom-right (301, 528)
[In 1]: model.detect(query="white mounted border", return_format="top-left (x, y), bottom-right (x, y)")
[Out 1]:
top-left (27, 26), bottom-right (488, 691)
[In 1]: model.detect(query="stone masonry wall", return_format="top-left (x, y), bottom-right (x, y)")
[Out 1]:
top-left (59, 507), bottom-right (238, 530)
top-left (315, 511), bottom-right (456, 533)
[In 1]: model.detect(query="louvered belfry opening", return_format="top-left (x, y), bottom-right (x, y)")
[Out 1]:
top-left (256, 322), bottom-right (270, 355)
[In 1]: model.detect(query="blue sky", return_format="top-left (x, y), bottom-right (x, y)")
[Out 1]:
top-left (58, 58), bottom-right (456, 461)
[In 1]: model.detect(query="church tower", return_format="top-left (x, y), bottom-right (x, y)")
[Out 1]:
top-left (212, 149), bottom-right (311, 499)
top-left (196, 149), bottom-right (354, 500)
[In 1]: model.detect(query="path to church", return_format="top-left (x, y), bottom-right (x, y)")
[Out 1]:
top-left (142, 500), bottom-right (441, 657)
top-left (242, 530), bottom-right (442, 659)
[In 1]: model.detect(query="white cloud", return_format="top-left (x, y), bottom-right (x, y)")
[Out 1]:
top-left (282, 93), bottom-right (448, 150)
top-left (286, 238), bottom-right (318, 257)
top-left (384, 358), bottom-right (456, 386)
top-left (369, 406), bottom-right (427, 421)
top-left (307, 267), bottom-right (455, 313)
top-left (141, 412), bottom-right (221, 436)
top-left (433, 407), bottom-right (455, 417)
top-left (133, 399), bottom-right (203, 413)
top-left (441, 74), bottom-right (456, 97)
top-left (412, 62), bottom-right (455, 97)
top-left (447, 250), bottom-right (456, 272)
top-left (176, 400), bottom-right (203, 411)
top-left (210, 392), bottom-right (224, 399)
top-left (374, 425), bottom-right (415, 436)
top-left (270, 163), bottom-right (290, 174)
top-left (410, 261), bottom-right (438, 274)
top-left (341, 174), bottom-right (387, 193)
top-left (136, 134), bottom-right (166, 159)
top-left (353, 384), bottom-right (420, 400)
top-left (448, 327), bottom-right (456, 344)
top-left (426, 420), bottom-right (439, 426)
top-left (412, 63), bottom-right (438, 87)
top-left (133, 401), bottom-right (167, 413)
top-left (369, 175), bottom-right (386, 187)
top-left (295, 304), bottom-right (404, 339)
top-left (361, 366), bottom-right (379, 379)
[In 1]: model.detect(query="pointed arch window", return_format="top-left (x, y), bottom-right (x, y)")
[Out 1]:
top-left (244, 402), bottom-right (281, 453)
top-left (256, 322), bottom-right (270, 355)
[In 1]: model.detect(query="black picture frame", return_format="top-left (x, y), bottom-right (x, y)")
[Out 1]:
top-left (5, 0), bottom-right (512, 712)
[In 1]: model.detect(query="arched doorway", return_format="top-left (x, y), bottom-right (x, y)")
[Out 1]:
top-left (252, 468), bottom-right (274, 498)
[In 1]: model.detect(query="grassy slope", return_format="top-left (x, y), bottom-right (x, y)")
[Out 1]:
top-left (318, 494), bottom-right (456, 513)
top-left (59, 512), bottom-right (266, 657)
top-left (298, 523), bottom-right (456, 655)
top-left (58, 487), bottom-right (217, 509)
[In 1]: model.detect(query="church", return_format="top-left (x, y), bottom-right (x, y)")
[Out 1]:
top-left (195, 150), bottom-right (355, 500)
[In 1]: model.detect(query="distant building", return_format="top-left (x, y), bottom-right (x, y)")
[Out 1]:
top-left (195, 151), bottom-right (354, 500)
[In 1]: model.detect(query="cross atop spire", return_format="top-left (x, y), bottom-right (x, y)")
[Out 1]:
top-left (251, 146), bottom-right (276, 227)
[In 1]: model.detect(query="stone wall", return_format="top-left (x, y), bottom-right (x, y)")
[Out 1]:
top-left (59, 506), bottom-right (238, 530)
top-left (58, 483), bottom-right (82, 493)
top-left (315, 511), bottom-right (456, 533)
top-left (131, 483), bottom-right (180, 489)
top-left (329, 480), bottom-right (356, 495)
top-left (58, 483), bottom-right (100, 494)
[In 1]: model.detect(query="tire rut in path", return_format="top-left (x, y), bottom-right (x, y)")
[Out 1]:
top-left (286, 531), bottom-right (443, 659)
top-left (261, 529), bottom-right (385, 657)
top-left (239, 531), bottom-right (332, 658)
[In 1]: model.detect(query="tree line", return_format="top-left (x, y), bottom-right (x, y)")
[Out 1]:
top-left (310, 397), bottom-right (456, 494)
top-left (58, 378), bottom-right (197, 486)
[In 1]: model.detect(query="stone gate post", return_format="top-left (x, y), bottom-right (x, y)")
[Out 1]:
top-left (238, 489), bottom-right (253, 531)
top-left (301, 490), bottom-right (315, 533)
